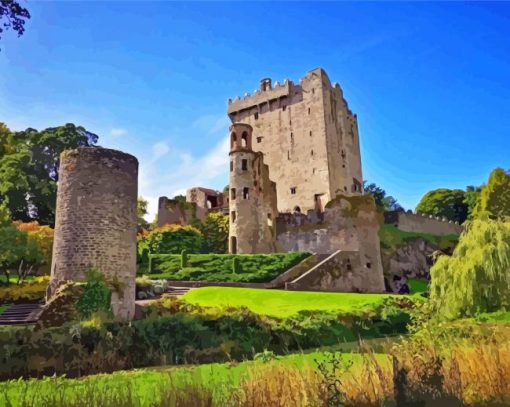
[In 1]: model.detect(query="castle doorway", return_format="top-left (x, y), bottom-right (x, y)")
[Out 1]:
top-left (314, 193), bottom-right (327, 213)
top-left (230, 236), bottom-right (237, 254)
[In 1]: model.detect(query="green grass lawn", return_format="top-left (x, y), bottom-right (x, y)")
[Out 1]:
top-left (0, 350), bottom-right (390, 407)
top-left (379, 224), bottom-right (459, 250)
top-left (0, 275), bottom-right (36, 284)
top-left (146, 252), bottom-right (311, 283)
top-left (408, 278), bottom-right (429, 294)
top-left (181, 287), bottom-right (394, 318)
top-left (0, 304), bottom-right (10, 315)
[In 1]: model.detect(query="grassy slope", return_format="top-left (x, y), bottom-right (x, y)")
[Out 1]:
top-left (0, 351), bottom-right (390, 406)
top-left (181, 287), bottom-right (394, 318)
top-left (408, 278), bottom-right (429, 294)
top-left (147, 252), bottom-right (310, 283)
top-left (379, 224), bottom-right (459, 250)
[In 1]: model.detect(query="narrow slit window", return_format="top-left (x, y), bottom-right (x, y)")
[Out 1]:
top-left (231, 211), bottom-right (236, 222)
top-left (242, 159), bottom-right (248, 170)
top-left (243, 187), bottom-right (249, 199)
top-left (231, 188), bottom-right (236, 200)
top-left (230, 161), bottom-right (234, 172)
top-left (290, 187), bottom-right (297, 195)
top-left (257, 136), bottom-right (262, 143)
top-left (254, 112), bottom-right (259, 120)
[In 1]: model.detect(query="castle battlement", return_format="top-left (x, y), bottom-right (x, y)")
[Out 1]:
top-left (228, 79), bottom-right (293, 114)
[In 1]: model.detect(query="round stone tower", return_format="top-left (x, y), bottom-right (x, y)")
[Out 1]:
top-left (228, 123), bottom-right (277, 254)
top-left (48, 147), bottom-right (138, 320)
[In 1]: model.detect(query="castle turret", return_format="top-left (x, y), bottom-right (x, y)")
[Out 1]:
top-left (228, 124), bottom-right (277, 254)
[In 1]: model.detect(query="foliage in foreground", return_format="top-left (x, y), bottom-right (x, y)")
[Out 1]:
top-left (473, 167), bottom-right (510, 220)
top-left (416, 188), bottom-right (468, 223)
top-left (1, 320), bottom-right (509, 407)
top-left (0, 295), bottom-right (413, 380)
top-left (430, 219), bottom-right (510, 319)
top-left (146, 252), bottom-right (311, 283)
top-left (0, 276), bottom-right (48, 303)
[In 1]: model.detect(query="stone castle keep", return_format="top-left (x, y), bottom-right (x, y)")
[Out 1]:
top-left (45, 67), bottom-right (466, 319)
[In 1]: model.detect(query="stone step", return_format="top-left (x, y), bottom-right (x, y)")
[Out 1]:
top-left (0, 304), bottom-right (43, 325)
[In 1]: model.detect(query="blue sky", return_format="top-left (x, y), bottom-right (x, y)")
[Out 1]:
top-left (1, 2), bottom-right (509, 220)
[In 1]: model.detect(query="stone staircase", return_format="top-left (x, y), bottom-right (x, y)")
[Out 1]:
top-left (165, 286), bottom-right (192, 296)
top-left (0, 303), bottom-right (43, 325)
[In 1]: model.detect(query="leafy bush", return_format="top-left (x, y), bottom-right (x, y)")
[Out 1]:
top-left (0, 276), bottom-right (48, 303)
top-left (146, 252), bottom-right (311, 283)
top-left (75, 269), bottom-right (112, 319)
top-left (0, 297), bottom-right (412, 380)
top-left (379, 224), bottom-right (458, 251)
top-left (137, 224), bottom-right (204, 261)
top-left (430, 219), bottom-right (510, 319)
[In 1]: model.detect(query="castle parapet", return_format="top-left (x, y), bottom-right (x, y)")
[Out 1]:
top-left (228, 80), bottom-right (293, 115)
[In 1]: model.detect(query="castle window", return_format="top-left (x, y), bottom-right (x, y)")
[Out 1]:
top-left (257, 136), bottom-right (262, 143)
top-left (309, 131), bottom-right (312, 137)
top-left (312, 88), bottom-right (315, 94)
top-left (308, 107), bottom-right (311, 115)
top-left (282, 105), bottom-right (287, 111)
top-left (311, 150), bottom-right (314, 156)
top-left (366, 262), bottom-right (372, 269)
top-left (243, 187), bottom-right (249, 199)
top-left (267, 213), bottom-right (272, 219)
top-left (231, 211), bottom-right (236, 222)
top-left (242, 159), bottom-right (248, 171)
top-left (231, 188), bottom-right (236, 200)
top-left (287, 151), bottom-right (290, 160)
top-left (290, 133), bottom-right (294, 143)
top-left (230, 161), bottom-right (234, 172)
top-left (341, 150), bottom-right (346, 159)
top-left (290, 187), bottom-right (297, 195)
top-left (313, 168), bottom-right (316, 174)
top-left (241, 132), bottom-right (248, 147)
top-left (254, 112), bottom-right (259, 120)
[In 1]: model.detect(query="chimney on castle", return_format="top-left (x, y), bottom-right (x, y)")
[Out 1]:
top-left (260, 78), bottom-right (272, 91)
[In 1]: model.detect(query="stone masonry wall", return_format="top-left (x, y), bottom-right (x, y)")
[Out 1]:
top-left (385, 211), bottom-right (463, 236)
top-left (49, 147), bottom-right (138, 320)
top-left (275, 195), bottom-right (385, 292)
top-left (228, 68), bottom-right (363, 213)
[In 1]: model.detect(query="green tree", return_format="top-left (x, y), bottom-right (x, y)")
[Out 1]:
top-left (0, 122), bottom-right (98, 226)
top-left (473, 168), bottom-right (510, 220)
top-left (200, 212), bottom-right (229, 253)
top-left (430, 219), bottom-right (510, 319)
top-left (464, 185), bottom-right (483, 220)
top-left (0, 0), bottom-right (30, 47)
top-left (363, 181), bottom-right (403, 211)
top-left (415, 188), bottom-right (467, 223)
top-left (0, 204), bottom-right (42, 285)
top-left (137, 197), bottom-right (150, 231)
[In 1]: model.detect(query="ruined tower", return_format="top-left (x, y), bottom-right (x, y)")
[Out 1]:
top-left (228, 123), bottom-right (277, 254)
top-left (48, 147), bottom-right (138, 320)
top-left (228, 68), bottom-right (363, 214)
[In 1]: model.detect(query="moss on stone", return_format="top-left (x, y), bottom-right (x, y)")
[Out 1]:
top-left (325, 194), bottom-right (377, 218)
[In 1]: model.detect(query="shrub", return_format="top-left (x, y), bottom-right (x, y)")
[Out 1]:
top-left (75, 269), bottom-right (112, 319)
top-left (137, 224), bottom-right (204, 261)
top-left (146, 252), bottom-right (311, 283)
top-left (181, 249), bottom-right (189, 268)
top-left (0, 276), bottom-right (48, 303)
top-left (430, 219), bottom-right (510, 319)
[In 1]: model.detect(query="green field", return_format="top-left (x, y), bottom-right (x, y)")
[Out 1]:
top-left (181, 287), bottom-right (394, 318)
top-left (0, 351), bottom-right (390, 407)
top-left (146, 252), bottom-right (310, 282)
top-left (379, 224), bottom-right (459, 250)
top-left (408, 278), bottom-right (429, 294)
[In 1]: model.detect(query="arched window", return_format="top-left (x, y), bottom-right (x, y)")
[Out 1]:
top-left (231, 132), bottom-right (237, 149)
top-left (241, 132), bottom-right (248, 147)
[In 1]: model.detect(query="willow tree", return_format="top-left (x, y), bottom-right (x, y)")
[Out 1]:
top-left (430, 219), bottom-right (510, 319)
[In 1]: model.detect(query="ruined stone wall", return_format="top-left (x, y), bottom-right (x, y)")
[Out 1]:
top-left (385, 211), bottom-right (463, 236)
top-left (286, 250), bottom-right (383, 293)
top-left (275, 195), bottom-right (385, 292)
top-left (49, 147), bottom-right (138, 320)
top-left (228, 68), bottom-right (363, 213)
top-left (228, 124), bottom-right (278, 254)
top-left (157, 197), bottom-right (196, 227)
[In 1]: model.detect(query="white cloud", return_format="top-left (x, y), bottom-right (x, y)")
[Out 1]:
top-left (152, 141), bottom-right (170, 160)
top-left (110, 128), bottom-right (127, 137)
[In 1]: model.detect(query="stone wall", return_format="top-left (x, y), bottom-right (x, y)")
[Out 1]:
top-left (49, 147), bottom-right (138, 320)
top-left (157, 197), bottom-right (196, 227)
top-left (227, 68), bottom-right (363, 213)
top-left (385, 211), bottom-right (463, 236)
top-left (286, 250), bottom-right (383, 293)
top-left (275, 195), bottom-right (385, 293)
